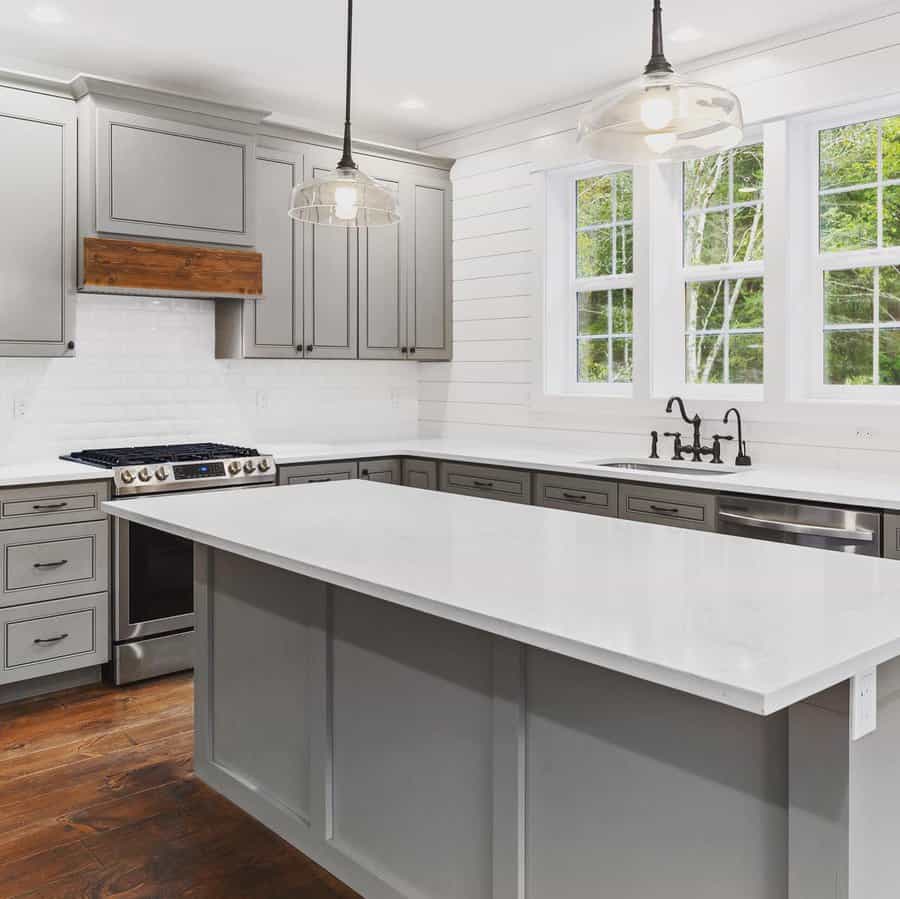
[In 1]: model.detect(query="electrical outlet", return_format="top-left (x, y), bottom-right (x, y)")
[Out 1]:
top-left (12, 398), bottom-right (27, 419)
top-left (851, 668), bottom-right (877, 741)
top-left (856, 428), bottom-right (873, 441)
top-left (256, 391), bottom-right (269, 412)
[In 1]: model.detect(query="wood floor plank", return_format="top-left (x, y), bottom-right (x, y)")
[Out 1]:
top-left (0, 674), bottom-right (358, 899)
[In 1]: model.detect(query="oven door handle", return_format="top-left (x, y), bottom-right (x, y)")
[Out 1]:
top-left (718, 510), bottom-right (874, 542)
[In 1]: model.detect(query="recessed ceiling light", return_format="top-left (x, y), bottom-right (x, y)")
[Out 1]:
top-left (398, 98), bottom-right (426, 111)
top-left (29, 4), bottom-right (67, 24)
top-left (669, 25), bottom-right (702, 42)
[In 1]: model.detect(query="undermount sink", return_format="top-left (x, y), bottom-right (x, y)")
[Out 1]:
top-left (583, 460), bottom-right (738, 476)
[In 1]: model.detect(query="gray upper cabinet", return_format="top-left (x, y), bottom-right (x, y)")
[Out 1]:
top-left (0, 85), bottom-right (76, 357)
top-left (302, 144), bottom-right (358, 359)
top-left (408, 175), bottom-right (452, 361)
top-left (215, 142), bottom-right (304, 359)
top-left (89, 103), bottom-right (255, 246)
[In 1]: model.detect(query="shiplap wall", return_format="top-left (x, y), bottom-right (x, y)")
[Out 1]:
top-left (418, 12), bottom-right (900, 473)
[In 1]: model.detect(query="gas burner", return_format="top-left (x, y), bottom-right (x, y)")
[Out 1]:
top-left (61, 443), bottom-right (276, 496)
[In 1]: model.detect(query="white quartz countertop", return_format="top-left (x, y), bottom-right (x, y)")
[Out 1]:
top-left (267, 438), bottom-right (900, 511)
top-left (0, 459), bottom-right (113, 488)
top-left (103, 480), bottom-right (900, 715)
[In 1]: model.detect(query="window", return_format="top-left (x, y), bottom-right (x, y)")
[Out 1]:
top-left (682, 143), bottom-right (764, 386)
top-left (818, 114), bottom-right (900, 386)
top-left (574, 170), bottom-right (634, 385)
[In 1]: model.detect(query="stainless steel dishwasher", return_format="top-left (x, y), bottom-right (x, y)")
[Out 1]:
top-left (717, 495), bottom-right (881, 556)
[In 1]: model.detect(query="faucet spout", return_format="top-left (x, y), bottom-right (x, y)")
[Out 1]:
top-left (665, 395), bottom-right (691, 424)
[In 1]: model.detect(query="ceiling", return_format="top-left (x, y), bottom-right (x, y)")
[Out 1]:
top-left (0, 0), bottom-right (892, 146)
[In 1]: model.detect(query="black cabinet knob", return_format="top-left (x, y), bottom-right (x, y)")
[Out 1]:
top-left (409, 347), bottom-right (416, 355)
top-left (401, 347), bottom-right (408, 353)
top-left (306, 344), bottom-right (313, 352)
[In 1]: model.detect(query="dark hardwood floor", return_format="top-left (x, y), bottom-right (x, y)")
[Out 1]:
top-left (0, 673), bottom-right (360, 898)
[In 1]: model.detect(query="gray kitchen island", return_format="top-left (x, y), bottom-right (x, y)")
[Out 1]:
top-left (104, 480), bottom-right (900, 899)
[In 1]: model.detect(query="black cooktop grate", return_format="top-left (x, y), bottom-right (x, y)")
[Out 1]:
top-left (61, 443), bottom-right (261, 469)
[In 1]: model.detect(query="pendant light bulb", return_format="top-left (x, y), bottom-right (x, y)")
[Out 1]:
top-left (288, 0), bottom-right (399, 228)
top-left (577, 0), bottom-right (743, 163)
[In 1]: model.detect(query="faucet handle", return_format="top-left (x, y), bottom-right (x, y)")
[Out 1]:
top-left (711, 434), bottom-right (733, 465)
top-left (663, 432), bottom-right (685, 461)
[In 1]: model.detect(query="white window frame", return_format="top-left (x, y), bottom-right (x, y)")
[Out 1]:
top-left (793, 96), bottom-right (900, 402)
top-left (545, 161), bottom-right (641, 397)
top-left (677, 131), bottom-right (766, 400)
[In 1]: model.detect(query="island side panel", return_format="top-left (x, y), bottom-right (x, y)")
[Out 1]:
top-left (524, 648), bottom-right (789, 899)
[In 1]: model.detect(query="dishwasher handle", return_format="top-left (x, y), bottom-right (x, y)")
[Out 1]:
top-left (718, 509), bottom-right (875, 543)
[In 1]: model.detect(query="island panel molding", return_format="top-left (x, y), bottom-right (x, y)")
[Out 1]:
top-left (82, 237), bottom-right (263, 299)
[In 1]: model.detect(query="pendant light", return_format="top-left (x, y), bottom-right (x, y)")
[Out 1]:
top-left (288, 0), bottom-right (399, 227)
top-left (577, 0), bottom-right (743, 163)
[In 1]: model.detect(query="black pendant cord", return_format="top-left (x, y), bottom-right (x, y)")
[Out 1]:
top-left (337, 0), bottom-right (358, 170)
top-left (644, 0), bottom-right (674, 74)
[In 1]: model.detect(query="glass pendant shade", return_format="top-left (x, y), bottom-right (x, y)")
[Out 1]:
top-left (289, 166), bottom-right (399, 228)
top-left (577, 70), bottom-right (743, 163)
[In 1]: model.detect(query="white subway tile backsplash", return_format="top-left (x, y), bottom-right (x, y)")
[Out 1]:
top-left (0, 295), bottom-right (418, 462)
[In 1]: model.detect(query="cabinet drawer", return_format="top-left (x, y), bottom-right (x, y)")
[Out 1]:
top-left (278, 461), bottom-right (359, 486)
top-left (0, 481), bottom-right (109, 530)
top-left (534, 473), bottom-right (618, 517)
top-left (1, 593), bottom-right (108, 684)
top-left (402, 458), bottom-right (438, 491)
top-left (619, 483), bottom-right (716, 532)
top-left (1, 521), bottom-right (109, 607)
top-left (439, 463), bottom-right (531, 505)
top-left (884, 513), bottom-right (900, 559)
top-left (359, 459), bottom-right (402, 484)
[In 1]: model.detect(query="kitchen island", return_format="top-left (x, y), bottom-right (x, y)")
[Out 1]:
top-left (104, 481), bottom-right (900, 899)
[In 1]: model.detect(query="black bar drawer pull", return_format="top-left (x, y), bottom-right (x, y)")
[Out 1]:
top-left (307, 477), bottom-right (332, 483)
top-left (34, 633), bottom-right (68, 645)
top-left (649, 505), bottom-right (680, 515)
top-left (32, 502), bottom-right (68, 511)
top-left (472, 480), bottom-right (495, 489)
top-left (562, 492), bottom-right (587, 502)
top-left (33, 559), bottom-right (68, 569)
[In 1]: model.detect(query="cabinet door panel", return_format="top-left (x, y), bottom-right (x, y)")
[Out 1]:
top-left (247, 152), bottom-right (301, 355)
top-left (409, 182), bottom-right (452, 360)
top-left (0, 88), bottom-right (75, 356)
top-left (359, 459), bottom-right (402, 484)
top-left (95, 107), bottom-right (254, 246)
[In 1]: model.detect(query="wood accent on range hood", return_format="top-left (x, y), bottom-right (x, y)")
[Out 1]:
top-left (82, 237), bottom-right (263, 299)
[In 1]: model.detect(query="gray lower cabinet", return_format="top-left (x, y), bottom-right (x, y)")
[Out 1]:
top-left (884, 513), bottom-right (900, 559)
top-left (533, 473), bottom-right (618, 517)
top-left (359, 459), bottom-right (403, 484)
top-left (619, 483), bottom-right (716, 532)
top-left (402, 459), bottom-right (438, 491)
top-left (0, 85), bottom-right (76, 357)
top-left (216, 141), bottom-right (305, 359)
top-left (439, 462), bottom-right (531, 505)
top-left (278, 461), bottom-right (359, 486)
top-left (0, 478), bottom-right (110, 687)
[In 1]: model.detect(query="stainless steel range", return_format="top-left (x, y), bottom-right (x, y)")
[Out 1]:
top-left (61, 443), bottom-right (276, 684)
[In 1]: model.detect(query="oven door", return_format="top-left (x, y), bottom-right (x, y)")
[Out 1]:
top-left (114, 517), bottom-right (195, 641)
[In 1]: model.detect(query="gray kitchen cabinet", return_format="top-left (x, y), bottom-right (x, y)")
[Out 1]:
top-left (402, 458), bottom-right (438, 491)
top-left (533, 472), bottom-right (618, 517)
top-left (0, 480), bottom-right (109, 531)
top-left (81, 100), bottom-right (256, 247)
top-left (407, 176), bottom-right (453, 361)
top-left (0, 85), bottom-right (76, 357)
top-left (884, 513), bottom-right (900, 559)
top-left (359, 458), bottom-right (403, 484)
top-left (215, 141), bottom-right (305, 359)
top-left (619, 483), bottom-right (716, 532)
top-left (439, 462), bottom-right (531, 505)
top-left (302, 144), bottom-right (358, 359)
top-left (278, 461), bottom-right (359, 486)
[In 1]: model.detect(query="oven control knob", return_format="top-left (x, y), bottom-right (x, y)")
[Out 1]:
top-left (243, 460), bottom-right (257, 474)
top-left (138, 468), bottom-right (151, 482)
top-left (228, 460), bottom-right (242, 476)
top-left (120, 469), bottom-right (136, 484)
top-left (155, 467), bottom-right (169, 481)
top-left (258, 458), bottom-right (271, 473)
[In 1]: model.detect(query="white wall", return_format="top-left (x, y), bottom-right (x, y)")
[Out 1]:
top-left (0, 294), bottom-right (418, 462)
top-left (418, 11), bottom-right (900, 474)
